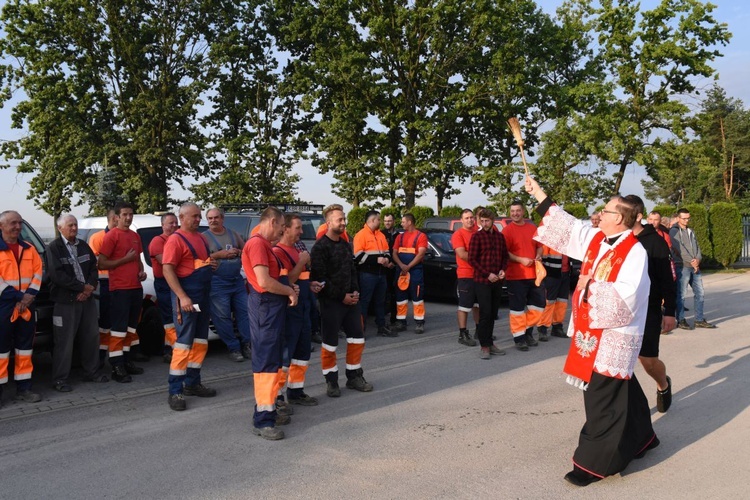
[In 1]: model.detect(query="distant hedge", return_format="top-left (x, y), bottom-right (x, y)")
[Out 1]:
top-left (650, 204), bottom-right (677, 222)
top-left (409, 205), bottom-right (435, 228)
top-left (709, 202), bottom-right (742, 268)
top-left (681, 203), bottom-right (712, 262)
top-left (439, 205), bottom-right (463, 218)
top-left (346, 206), bottom-right (369, 237)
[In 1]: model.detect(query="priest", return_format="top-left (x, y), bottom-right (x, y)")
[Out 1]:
top-left (524, 175), bottom-right (658, 486)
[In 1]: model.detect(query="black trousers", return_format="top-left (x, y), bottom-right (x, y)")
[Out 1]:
top-left (474, 281), bottom-right (502, 347)
top-left (573, 372), bottom-right (656, 477)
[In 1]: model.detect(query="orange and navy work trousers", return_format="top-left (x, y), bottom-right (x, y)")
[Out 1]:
top-left (395, 266), bottom-right (425, 326)
top-left (249, 288), bottom-right (287, 429)
top-left (507, 279), bottom-right (545, 343)
top-left (154, 277), bottom-right (177, 353)
top-left (284, 280), bottom-right (312, 400)
top-left (108, 288), bottom-right (142, 367)
top-left (319, 297), bottom-right (365, 384)
top-left (98, 278), bottom-right (110, 360)
top-left (538, 273), bottom-right (570, 328)
top-left (168, 272), bottom-right (211, 395)
top-left (0, 304), bottom-right (35, 392)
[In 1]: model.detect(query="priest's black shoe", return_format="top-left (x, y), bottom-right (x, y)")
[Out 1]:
top-left (564, 468), bottom-right (601, 487)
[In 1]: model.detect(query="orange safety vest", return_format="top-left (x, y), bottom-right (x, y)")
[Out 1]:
top-left (0, 238), bottom-right (43, 301)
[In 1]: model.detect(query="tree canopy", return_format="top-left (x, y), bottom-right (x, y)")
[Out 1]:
top-left (0, 0), bottom-right (740, 218)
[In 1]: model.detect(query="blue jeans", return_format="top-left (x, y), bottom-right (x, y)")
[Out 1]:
top-left (676, 266), bottom-right (705, 322)
top-left (210, 276), bottom-right (251, 352)
top-left (358, 272), bottom-right (387, 328)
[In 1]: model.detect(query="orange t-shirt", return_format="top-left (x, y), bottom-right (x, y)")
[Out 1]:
top-left (88, 229), bottom-right (109, 279)
top-left (162, 230), bottom-right (210, 278)
top-left (393, 230), bottom-right (428, 253)
top-left (242, 235), bottom-right (282, 294)
top-left (148, 234), bottom-right (169, 279)
top-left (99, 227), bottom-right (143, 290)
top-left (502, 222), bottom-right (540, 280)
top-left (451, 226), bottom-right (477, 279)
top-left (316, 223), bottom-right (350, 242)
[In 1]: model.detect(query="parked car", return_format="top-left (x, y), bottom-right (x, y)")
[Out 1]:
top-left (421, 228), bottom-right (508, 302)
top-left (221, 203), bottom-right (325, 250)
top-left (77, 214), bottom-right (213, 355)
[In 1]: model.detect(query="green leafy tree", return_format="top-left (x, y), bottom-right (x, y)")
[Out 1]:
top-left (191, 0), bottom-right (302, 206)
top-left (0, 0), bottom-right (211, 215)
top-left (551, 0), bottom-right (731, 196)
top-left (273, 0), bottom-right (590, 211)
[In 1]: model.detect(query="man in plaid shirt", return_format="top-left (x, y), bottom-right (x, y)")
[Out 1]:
top-left (468, 208), bottom-right (509, 359)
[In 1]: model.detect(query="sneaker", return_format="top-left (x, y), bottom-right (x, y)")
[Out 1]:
top-left (489, 344), bottom-right (506, 356)
top-left (538, 326), bottom-right (549, 342)
top-left (326, 380), bottom-right (341, 398)
top-left (551, 324), bottom-right (567, 338)
top-left (515, 339), bottom-right (529, 352)
top-left (377, 325), bottom-right (398, 337)
top-left (695, 319), bottom-right (717, 329)
top-left (275, 413), bottom-right (292, 426)
top-left (14, 390), bottom-right (42, 403)
top-left (392, 322), bottom-right (407, 333)
top-left (241, 343), bottom-right (253, 359)
top-left (479, 347), bottom-right (491, 360)
top-left (124, 361), bottom-right (144, 375)
top-left (677, 319), bottom-right (692, 330)
top-left (415, 323), bottom-right (425, 334)
top-left (288, 393), bottom-right (319, 406)
top-left (168, 393), bottom-right (186, 411)
top-left (656, 376), bottom-right (672, 413)
top-left (111, 365), bottom-right (132, 383)
top-left (253, 426), bottom-right (285, 440)
top-left (183, 383), bottom-right (217, 397)
top-left (311, 332), bottom-right (323, 344)
top-left (346, 376), bottom-right (374, 392)
top-left (458, 330), bottom-right (477, 347)
top-left (228, 350), bottom-right (245, 362)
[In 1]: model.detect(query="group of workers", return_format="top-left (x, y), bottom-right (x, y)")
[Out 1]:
top-left (0, 188), bottom-right (718, 484)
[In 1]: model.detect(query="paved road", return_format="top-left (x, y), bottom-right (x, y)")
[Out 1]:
top-left (1, 272), bottom-right (749, 499)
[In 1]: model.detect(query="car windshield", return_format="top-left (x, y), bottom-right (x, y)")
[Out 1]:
top-left (428, 232), bottom-right (454, 253)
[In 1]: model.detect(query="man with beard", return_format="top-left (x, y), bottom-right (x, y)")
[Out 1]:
top-left (311, 204), bottom-right (373, 398)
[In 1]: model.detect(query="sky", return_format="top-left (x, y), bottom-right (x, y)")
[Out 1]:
top-left (1, 0), bottom-right (748, 230)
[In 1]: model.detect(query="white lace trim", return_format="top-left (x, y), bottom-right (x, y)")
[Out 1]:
top-left (566, 375), bottom-right (589, 391)
top-left (534, 205), bottom-right (574, 253)
top-left (593, 328), bottom-right (642, 378)
top-left (588, 282), bottom-right (634, 328)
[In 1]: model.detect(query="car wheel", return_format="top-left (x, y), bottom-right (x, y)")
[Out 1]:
top-left (137, 304), bottom-right (165, 356)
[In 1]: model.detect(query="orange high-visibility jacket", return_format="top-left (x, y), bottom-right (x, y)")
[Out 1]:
top-left (0, 237), bottom-right (43, 316)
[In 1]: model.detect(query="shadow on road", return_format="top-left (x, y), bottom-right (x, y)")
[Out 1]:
top-left (625, 345), bottom-right (750, 474)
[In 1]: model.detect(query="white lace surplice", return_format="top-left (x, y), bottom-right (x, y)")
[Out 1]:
top-left (534, 205), bottom-right (650, 379)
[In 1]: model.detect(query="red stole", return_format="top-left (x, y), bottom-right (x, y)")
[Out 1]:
top-left (563, 231), bottom-right (639, 387)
